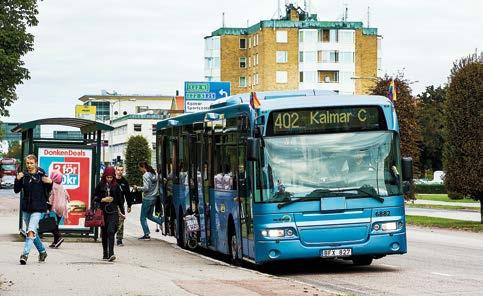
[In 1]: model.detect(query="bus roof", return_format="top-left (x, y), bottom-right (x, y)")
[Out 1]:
top-left (156, 90), bottom-right (395, 130)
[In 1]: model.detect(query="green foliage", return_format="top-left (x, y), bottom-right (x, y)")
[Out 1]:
top-left (0, 0), bottom-right (40, 116)
top-left (416, 85), bottom-right (447, 174)
top-left (414, 184), bottom-right (446, 194)
top-left (371, 75), bottom-right (421, 179)
top-left (406, 215), bottom-right (483, 232)
top-left (5, 141), bottom-right (21, 159)
top-left (125, 135), bottom-right (151, 186)
top-left (443, 54), bottom-right (482, 213)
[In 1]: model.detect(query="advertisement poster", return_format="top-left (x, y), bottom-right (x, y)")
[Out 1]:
top-left (38, 147), bottom-right (92, 229)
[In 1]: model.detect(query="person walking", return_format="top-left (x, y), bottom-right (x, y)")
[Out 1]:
top-left (93, 166), bottom-right (124, 261)
top-left (48, 170), bottom-right (70, 248)
top-left (134, 161), bottom-right (162, 241)
top-left (114, 165), bottom-right (131, 246)
top-left (14, 154), bottom-right (52, 265)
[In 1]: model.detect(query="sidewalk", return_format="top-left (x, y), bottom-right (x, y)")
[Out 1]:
top-left (411, 199), bottom-right (480, 208)
top-left (0, 195), bottom-right (330, 296)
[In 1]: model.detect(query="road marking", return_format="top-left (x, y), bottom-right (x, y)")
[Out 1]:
top-left (431, 272), bottom-right (453, 277)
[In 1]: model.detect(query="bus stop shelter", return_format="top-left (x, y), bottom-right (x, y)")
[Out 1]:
top-left (12, 117), bottom-right (114, 240)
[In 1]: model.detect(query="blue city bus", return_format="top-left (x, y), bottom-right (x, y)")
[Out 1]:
top-left (155, 90), bottom-right (412, 265)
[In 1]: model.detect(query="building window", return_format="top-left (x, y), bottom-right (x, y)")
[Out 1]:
top-left (318, 70), bottom-right (339, 83)
top-left (339, 71), bottom-right (354, 83)
top-left (248, 37), bottom-right (252, 48)
top-left (276, 30), bottom-right (288, 43)
top-left (320, 29), bottom-right (338, 43)
top-left (276, 71), bottom-right (288, 83)
top-left (239, 57), bottom-right (246, 68)
top-left (303, 51), bottom-right (317, 63)
top-left (255, 54), bottom-right (259, 65)
top-left (152, 124), bottom-right (157, 135)
top-left (254, 73), bottom-right (259, 85)
top-left (248, 76), bottom-right (252, 87)
top-left (339, 30), bottom-right (354, 44)
top-left (276, 51), bottom-right (288, 63)
top-left (299, 72), bottom-right (304, 83)
top-left (298, 31), bottom-right (304, 43)
top-left (254, 34), bottom-right (259, 46)
top-left (134, 124), bottom-right (142, 132)
top-left (239, 76), bottom-right (247, 87)
top-left (339, 52), bottom-right (354, 63)
top-left (248, 56), bottom-right (251, 67)
top-left (318, 50), bottom-right (339, 63)
top-left (239, 38), bottom-right (246, 49)
top-left (299, 51), bottom-right (304, 63)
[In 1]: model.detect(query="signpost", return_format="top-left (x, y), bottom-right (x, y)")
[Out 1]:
top-left (184, 81), bottom-right (230, 113)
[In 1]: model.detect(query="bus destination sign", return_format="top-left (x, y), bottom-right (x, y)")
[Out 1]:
top-left (268, 106), bottom-right (386, 135)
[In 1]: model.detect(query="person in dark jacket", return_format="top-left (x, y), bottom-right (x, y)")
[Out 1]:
top-left (114, 165), bottom-right (131, 246)
top-left (14, 154), bottom-right (52, 265)
top-left (93, 166), bottom-right (124, 262)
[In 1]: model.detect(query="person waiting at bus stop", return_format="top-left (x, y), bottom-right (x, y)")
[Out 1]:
top-left (93, 166), bottom-right (124, 262)
top-left (134, 161), bottom-right (163, 241)
top-left (14, 154), bottom-right (52, 265)
top-left (115, 165), bottom-right (131, 246)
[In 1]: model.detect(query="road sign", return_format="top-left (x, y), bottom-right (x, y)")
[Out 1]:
top-left (184, 81), bottom-right (230, 113)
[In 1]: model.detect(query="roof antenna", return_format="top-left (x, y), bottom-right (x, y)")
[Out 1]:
top-left (344, 4), bottom-right (348, 21)
top-left (222, 12), bottom-right (225, 28)
top-left (367, 6), bottom-right (370, 27)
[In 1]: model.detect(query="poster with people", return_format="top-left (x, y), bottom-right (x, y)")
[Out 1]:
top-left (38, 147), bottom-right (92, 229)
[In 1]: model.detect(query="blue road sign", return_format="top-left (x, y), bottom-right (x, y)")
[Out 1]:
top-left (184, 81), bottom-right (231, 113)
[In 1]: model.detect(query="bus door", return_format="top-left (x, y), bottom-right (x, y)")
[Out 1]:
top-left (238, 117), bottom-right (254, 258)
top-left (202, 130), bottom-right (213, 246)
top-left (187, 131), bottom-right (206, 246)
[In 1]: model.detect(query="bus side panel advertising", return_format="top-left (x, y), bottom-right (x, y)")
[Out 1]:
top-left (38, 148), bottom-right (92, 229)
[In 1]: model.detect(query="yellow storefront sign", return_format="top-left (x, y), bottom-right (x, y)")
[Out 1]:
top-left (75, 105), bottom-right (96, 120)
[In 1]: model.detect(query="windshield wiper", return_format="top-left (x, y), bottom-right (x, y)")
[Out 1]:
top-left (278, 185), bottom-right (384, 209)
top-left (277, 196), bottom-right (321, 209)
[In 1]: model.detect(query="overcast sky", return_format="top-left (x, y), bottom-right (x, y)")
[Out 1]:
top-left (3, 0), bottom-right (482, 124)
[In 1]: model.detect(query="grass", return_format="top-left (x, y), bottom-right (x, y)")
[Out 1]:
top-left (416, 194), bottom-right (478, 203)
top-left (406, 215), bottom-right (483, 232)
top-left (406, 203), bottom-right (479, 212)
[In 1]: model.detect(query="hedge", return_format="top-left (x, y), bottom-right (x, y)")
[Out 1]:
top-left (414, 184), bottom-right (446, 194)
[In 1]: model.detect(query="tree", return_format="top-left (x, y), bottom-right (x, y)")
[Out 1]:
top-left (416, 85), bottom-right (447, 177)
top-left (443, 54), bottom-right (482, 222)
top-left (0, 0), bottom-right (40, 116)
top-left (5, 140), bottom-right (21, 159)
top-left (125, 135), bottom-right (151, 186)
top-left (371, 75), bottom-right (421, 200)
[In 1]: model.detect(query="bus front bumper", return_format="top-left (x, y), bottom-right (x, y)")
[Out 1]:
top-left (254, 232), bottom-right (407, 264)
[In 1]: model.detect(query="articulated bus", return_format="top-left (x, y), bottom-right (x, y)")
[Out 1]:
top-left (155, 90), bottom-right (412, 265)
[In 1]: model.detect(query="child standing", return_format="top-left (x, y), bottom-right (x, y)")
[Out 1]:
top-left (48, 170), bottom-right (70, 248)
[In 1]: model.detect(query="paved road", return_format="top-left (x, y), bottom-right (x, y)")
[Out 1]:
top-left (413, 199), bottom-right (480, 208)
top-left (258, 226), bottom-right (483, 296)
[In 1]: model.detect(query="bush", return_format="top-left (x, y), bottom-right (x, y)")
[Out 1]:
top-left (448, 192), bottom-right (465, 200)
top-left (125, 135), bottom-right (151, 186)
top-left (414, 184), bottom-right (446, 194)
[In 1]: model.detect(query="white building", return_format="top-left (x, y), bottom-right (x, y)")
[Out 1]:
top-left (109, 114), bottom-right (168, 166)
top-left (77, 94), bottom-right (179, 164)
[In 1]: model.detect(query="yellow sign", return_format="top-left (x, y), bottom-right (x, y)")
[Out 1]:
top-left (75, 105), bottom-right (96, 120)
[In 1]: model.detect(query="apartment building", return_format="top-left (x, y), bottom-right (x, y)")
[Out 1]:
top-left (204, 5), bottom-right (381, 95)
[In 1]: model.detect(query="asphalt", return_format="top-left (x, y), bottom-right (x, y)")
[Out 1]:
top-left (0, 191), bottom-right (329, 296)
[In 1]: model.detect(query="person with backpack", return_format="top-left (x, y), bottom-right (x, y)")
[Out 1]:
top-left (14, 154), bottom-right (52, 265)
top-left (48, 170), bottom-right (70, 248)
top-left (93, 166), bottom-right (124, 261)
top-left (134, 161), bottom-right (162, 241)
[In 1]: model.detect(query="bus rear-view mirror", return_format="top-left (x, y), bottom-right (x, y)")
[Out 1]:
top-left (401, 157), bottom-right (413, 182)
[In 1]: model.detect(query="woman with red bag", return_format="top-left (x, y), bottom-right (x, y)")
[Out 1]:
top-left (93, 166), bottom-right (124, 262)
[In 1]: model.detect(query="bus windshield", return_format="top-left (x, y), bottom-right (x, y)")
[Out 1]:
top-left (260, 131), bottom-right (401, 202)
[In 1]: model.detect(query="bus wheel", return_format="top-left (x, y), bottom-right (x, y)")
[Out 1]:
top-left (352, 256), bottom-right (373, 266)
top-left (176, 215), bottom-right (185, 248)
top-left (228, 229), bottom-right (240, 266)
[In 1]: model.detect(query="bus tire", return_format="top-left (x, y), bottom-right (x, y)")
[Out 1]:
top-left (228, 223), bottom-right (240, 266)
top-left (176, 209), bottom-right (185, 248)
top-left (352, 256), bottom-right (373, 266)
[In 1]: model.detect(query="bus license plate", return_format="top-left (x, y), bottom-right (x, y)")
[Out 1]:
top-left (321, 248), bottom-right (352, 258)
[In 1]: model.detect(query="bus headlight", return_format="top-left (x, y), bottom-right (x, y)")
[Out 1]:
top-left (261, 228), bottom-right (297, 238)
top-left (372, 221), bottom-right (402, 232)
